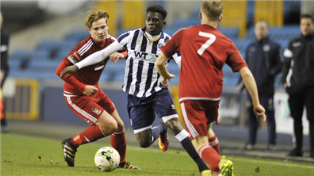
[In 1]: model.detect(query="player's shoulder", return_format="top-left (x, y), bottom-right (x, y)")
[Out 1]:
top-left (77, 35), bottom-right (94, 46)
top-left (117, 28), bottom-right (143, 42)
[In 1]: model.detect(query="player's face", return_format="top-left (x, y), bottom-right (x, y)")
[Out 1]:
top-left (254, 22), bottom-right (268, 41)
top-left (300, 18), bottom-right (313, 36)
top-left (88, 18), bottom-right (109, 43)
top-left (145, 11), bottom-right (165, 36)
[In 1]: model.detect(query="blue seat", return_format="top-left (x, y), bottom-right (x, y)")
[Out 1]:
top-left (10, 50), bottom-right (49, 61)
top-left (37, 40), bottom-right (77, 51)
top-left (64, 30), bottom-right (90, 42)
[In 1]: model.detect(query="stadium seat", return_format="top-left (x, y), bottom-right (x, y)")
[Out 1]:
top-left (64, 30), bottom-right (90, 43)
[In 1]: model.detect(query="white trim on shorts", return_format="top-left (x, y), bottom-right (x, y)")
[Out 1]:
top-left (66, 96), bottom-right (98, 123)
top-left (133, 125), bottom-right (152, 134)
top-left (179, 97), bottom-right (220, 102)
top-left (180, 102), bottom-right (199, 139)
top-left (162, 114), bottom-right (178, 123)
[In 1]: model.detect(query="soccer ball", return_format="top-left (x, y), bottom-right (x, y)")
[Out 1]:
top-left (94, 147), bottom-right (120, 172)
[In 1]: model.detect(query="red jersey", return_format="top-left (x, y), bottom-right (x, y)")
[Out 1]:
top-left (55, 35), bottom-right (126, 96)
top-left (160, 25), bottom-right (247, 102)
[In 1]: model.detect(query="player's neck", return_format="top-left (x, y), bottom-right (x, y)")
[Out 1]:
top-left (144, 31), bottom-right (160, 40)
top-left (201, 19), bottom-right (218, 28)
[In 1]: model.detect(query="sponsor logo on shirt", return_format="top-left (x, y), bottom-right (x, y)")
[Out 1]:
top-left (134, 51), bottom-right (158, 61)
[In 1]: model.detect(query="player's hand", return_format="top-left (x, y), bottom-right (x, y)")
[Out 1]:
top-left (83, 85), bottom-right (98, 96)
top-left (253, 104), bottom-right (266, 122)
top-left (60, 65), bottom-right (79, 79)
top-left (161, 73), bottom-right (175, 86)
top-left (109, 52), bottom-right (124, 63)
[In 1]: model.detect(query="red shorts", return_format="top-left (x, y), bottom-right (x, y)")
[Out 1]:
top-left (180, 100), bottom-right (220, 140)
top-left (64, 89), bottom-right (116, 126)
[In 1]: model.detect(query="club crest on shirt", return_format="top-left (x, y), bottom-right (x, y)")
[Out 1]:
top-left (158, 43), bottom-right (165, 48)
top-left (92, 107), bottom-right (102, 115)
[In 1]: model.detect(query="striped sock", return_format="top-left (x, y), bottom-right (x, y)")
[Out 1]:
top-left (209, 134), bottom-right (220, 154)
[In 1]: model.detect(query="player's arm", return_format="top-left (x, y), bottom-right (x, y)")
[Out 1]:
top-left (155, 53), bottom-right (175, 86)
top-left (109, 48), bottom-right (128, 63)
top-left (239, 67), bottom-right (266, 121)
top-left (227, 42), bottom-right (266, 121)
top-left (60, 41), bottom-right (124, 78)
top-left (156, 30), bottom-right (183, 86)
top-left (55, 60), bottom-right (98, 96)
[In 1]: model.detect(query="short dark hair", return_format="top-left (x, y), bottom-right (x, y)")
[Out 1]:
top-left (300, 14), bottom-right (313, 22)
top-left (146, 5), bottom-right (167, 20)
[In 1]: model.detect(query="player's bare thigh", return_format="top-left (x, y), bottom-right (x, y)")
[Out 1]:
top-left (110, 109), bottom-right (124, 133)
top-left (96, 110), bottom-right (118, 135)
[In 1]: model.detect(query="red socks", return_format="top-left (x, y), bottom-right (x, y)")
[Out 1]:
top-left (198, 145), bottom-right (221, 174)
top-left (209, 134), bottom-right (220, 154)
top-left (111, 131), bottom-right (127, 164)
top-left (70, 126), bottom-right (127, 164)
top-left (71, 126), bottom-right (105, 146)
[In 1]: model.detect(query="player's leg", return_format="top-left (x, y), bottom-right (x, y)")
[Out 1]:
top-left (129, 104), bottom-right (165, 147)
top-left (127, 93), bottom-right (167, 148)
top-left (180, 100), bottom-right (221, 174)
top-left (107, 107), bottom-right (141, 169)
top-left (208, 124), bottom-right (220, 154)
top-left (62, 96), bottom-right (116, 166)
top-left (152, 89), bottom-right (209, 174)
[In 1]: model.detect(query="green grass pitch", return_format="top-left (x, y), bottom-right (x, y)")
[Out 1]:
top-left (1, 134), bottom-right (313, 176)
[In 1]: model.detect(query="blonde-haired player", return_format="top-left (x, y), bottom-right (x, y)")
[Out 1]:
top-left (156, 0), bottom-right (266, 175)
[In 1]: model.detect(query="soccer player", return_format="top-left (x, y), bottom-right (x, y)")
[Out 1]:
top-left (55, 10), bottom-right (140, 169)
top-left (155, 0), bottom-right (266, 175)
top-left (60, 5), bottom-right (211, 176)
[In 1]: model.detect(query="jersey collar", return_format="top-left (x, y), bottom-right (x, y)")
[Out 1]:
top-left (90, 35), bottom-right (108, 48)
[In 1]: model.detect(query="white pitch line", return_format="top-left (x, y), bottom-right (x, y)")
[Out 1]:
top-left (233, 157), bottom-right (314, 169)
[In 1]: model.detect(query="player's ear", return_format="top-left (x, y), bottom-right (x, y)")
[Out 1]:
top-left (199, 12), bottom-right (202, 20)
top-left (218, 14), bottom-right (223, 22)
top-left (163, 21), bottom-right (166, 26)
top-left (88, 28), bottom-right (91, 34)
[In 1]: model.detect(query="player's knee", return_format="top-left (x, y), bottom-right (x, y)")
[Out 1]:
top-left (101, 120), bottom-right (118, 135)
top-left (166, 118), bottom-right (183, 134)
top-left (116, 121), bottom-right (124, 132)
top-left (137, 138), bottom-right (151, 148)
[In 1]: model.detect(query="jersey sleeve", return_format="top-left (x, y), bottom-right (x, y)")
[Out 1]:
top-left (116, 31), bottom-right (132, 47)
top-left (55, 59), bottom-right (86, 92)
top-left (171, 52), bottom-right (181, 68)
top-left (160, 29), bottom-right (184, 58)
top-left (226, 42), bottom-right (248, 72)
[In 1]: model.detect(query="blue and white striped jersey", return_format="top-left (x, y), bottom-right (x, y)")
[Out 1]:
top-left (117, 27), bottom-right (181, 98)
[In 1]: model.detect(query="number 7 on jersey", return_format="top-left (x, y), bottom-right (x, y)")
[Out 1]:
top-left (197, 32), bottom-right (216, 55)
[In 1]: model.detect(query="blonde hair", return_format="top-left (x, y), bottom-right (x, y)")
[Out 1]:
top-left (201, 0), bottom-right (224, 21)
top-left (84, 10), bottom-right (109, 29)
